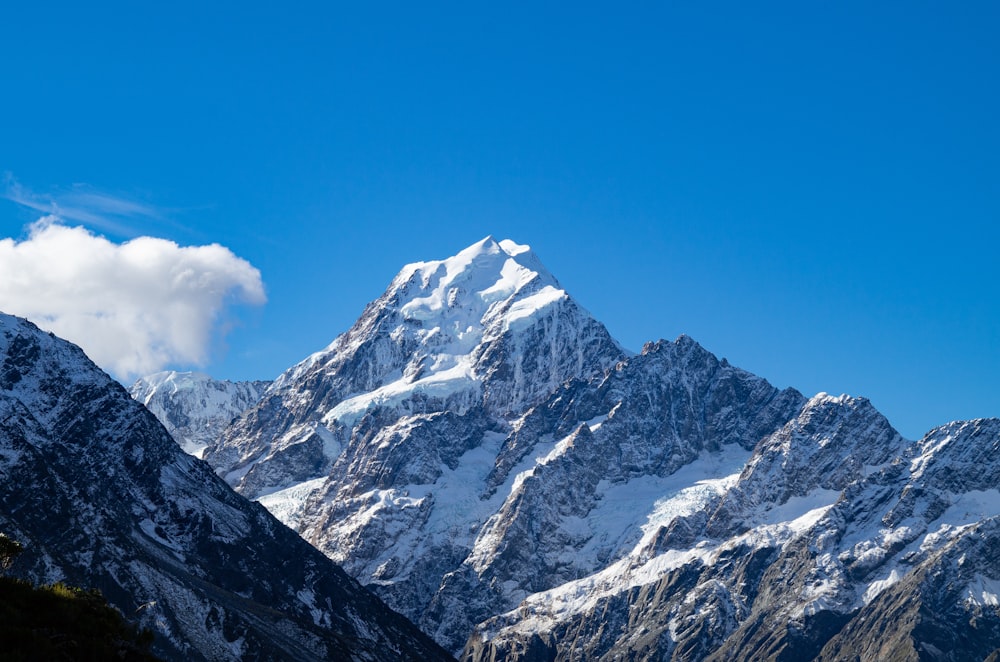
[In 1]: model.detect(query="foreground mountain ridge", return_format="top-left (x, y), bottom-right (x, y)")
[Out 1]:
top-left (148, 237), bottom-right (1000, 659)
top-left (0, 313), bottom-right (453, 661)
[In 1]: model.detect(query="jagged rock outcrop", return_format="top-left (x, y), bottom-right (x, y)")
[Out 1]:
top-left (0, 313), bottom-right (453, 661)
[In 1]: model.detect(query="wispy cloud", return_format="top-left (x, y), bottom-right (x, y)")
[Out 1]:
top-left (2, 175), bottom-right (163, 235)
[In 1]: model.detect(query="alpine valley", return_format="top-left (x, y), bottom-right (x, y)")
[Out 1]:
top-left (24, 235), bottom-right (1000, 661)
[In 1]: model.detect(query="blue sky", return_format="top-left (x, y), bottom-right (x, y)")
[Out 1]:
top-left (1, 1), bottom-right (997, 439)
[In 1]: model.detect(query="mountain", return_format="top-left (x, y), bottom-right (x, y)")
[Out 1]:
top-left (130, 371), bottom-right (269, 457)
top-left (197, 237), bottom-right (807, 653)
top-left (0, 313), bottom-right (453, 661)
top-left (203, 236), bottom-right (626, 500)
top-left (155, 236), bottom-right (1000, 659)
top-left (466, 414), bottom-right (1000, 661)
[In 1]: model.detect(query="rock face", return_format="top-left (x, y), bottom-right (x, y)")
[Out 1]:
top-left (172, 237), bottom-right (1000, 659)
top-left (0, 314), bottom-right (453, 662)
top-left (130, 371), bottom-right (269, 457)
top-left (466, 413), bottom-right (1000, 662)
top-left (199, 237), bottom-right (811, 654)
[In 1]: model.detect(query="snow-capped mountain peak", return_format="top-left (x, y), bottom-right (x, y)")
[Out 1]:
top-left (394, 236), bottom-right (557, 302)
top-left (218, 238), bottom-right (626, 501)
top-left (388, 236), bottom-right (568, 349)
top-left (134, 237), bottom-right (1000, 660)
top-left (270, 237), bottom-right (584, 399)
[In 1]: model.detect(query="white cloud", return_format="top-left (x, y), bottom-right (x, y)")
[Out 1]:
top-left (0, 218), bottom-right (266, 379)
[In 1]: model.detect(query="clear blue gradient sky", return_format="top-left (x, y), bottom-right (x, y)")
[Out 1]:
top-left (2, 2), bottom-right (998, 439)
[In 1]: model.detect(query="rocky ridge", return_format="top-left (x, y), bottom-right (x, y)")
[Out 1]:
top-left (0, 313), bottom-right (452, 661)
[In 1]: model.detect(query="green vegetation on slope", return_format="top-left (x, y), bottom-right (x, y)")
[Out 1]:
top-left (0, 576), bottom-right (162, 662)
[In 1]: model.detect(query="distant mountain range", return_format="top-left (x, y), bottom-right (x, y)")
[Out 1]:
top-left (8, 235), bottom-right (998, 661)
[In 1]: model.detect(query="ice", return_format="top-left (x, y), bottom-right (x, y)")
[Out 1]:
top-left (639, 445), bottom-right (752, 540)
top-left (323, 359), bottom-right (479, 428)
top-left (965, 574), bottom-right (1000, 607)
top-left (503, 286), bottom-right (566, 331)
top-left (863, 568), bottom-right (902, 604)
top-left (257, 477), bottom-right (328, 529)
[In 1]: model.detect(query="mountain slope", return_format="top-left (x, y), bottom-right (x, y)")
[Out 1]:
top-left (0, 313), bottom-right (452, 661)
top-left (205, 236), bottom-right (626, 500)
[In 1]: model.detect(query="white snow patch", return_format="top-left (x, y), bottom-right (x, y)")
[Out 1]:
top-left (910, 431), bottom-right (956, 479)
top-left (938, 489), bottom-right (1000, 526)
top-left (323, 359), bottom-right (479, 429)
top-left (965, 574), bottom-right (1000, 607)
top-left (312, 423), bottom-right (342, 460)
top-left (503, 286), bottom-right (566, 332)
top-left (498, 239), bottom-right (530, 256)
top-left (640, 446), bottom-right (752, 540)
top-left (756, 489), bottom-right (842, 528)
top-left (478, 258), bottom-right (542, 304)
top-left (585, 414), bottom-right (608, 431)
top-left (501, 543), bottom-right (717, 638)
top-left (256, 477), bottom-right (328, 529)
top-left (863, 568), bottom-right (902, 604)
top-left (138, 518), bottom-right (181, 551)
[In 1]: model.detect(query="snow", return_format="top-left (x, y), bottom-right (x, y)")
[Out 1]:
top-left (312, 423), bottom-right (341, 460)
top-left (756, 489), bottom-right (842, 528)
top-left (493, 477), bottom-right (840, 638)
top-left (500, 543), bottom-right (717, 637)
top-left (475, 256), bottom-right (539, 304)
top-left (138, 518), bottom-right (182, 552)
top-left (810, 392), bottom-right (849, 405)
top-left (130, 370), bottom-right (268, 457)
top-left (498, 239), bottom-right (530, 256)
top-left (639, 445), bottom-right (752, 539)
top-left (502, 285), bottom-right (566, 332)
top-left (296, 588), bottom-right (326, 626)
top-left (965, 574), bottom-right (1000, 607)
top-left (398, 236), bottom-right (558, 322)
top-left (257, 477), bottom-right (328, 529)
top-left (910, 430), bottom-right (955, 478)
top-left (308, 429), bottom-right (521, 581)
top-left (863, 568), bottom-right (902, 604)
top-left (323, 359), bottom-right (479, 429)
top-left (585, 413), bottom-right (608, 431)
top-left (937, 489), bottom-right (1000, 526)
top-left (309, 237), bottom-right (573, 431)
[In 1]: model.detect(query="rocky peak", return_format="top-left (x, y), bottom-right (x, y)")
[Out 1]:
top-left (204, 238), bottom-right (626, 499)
